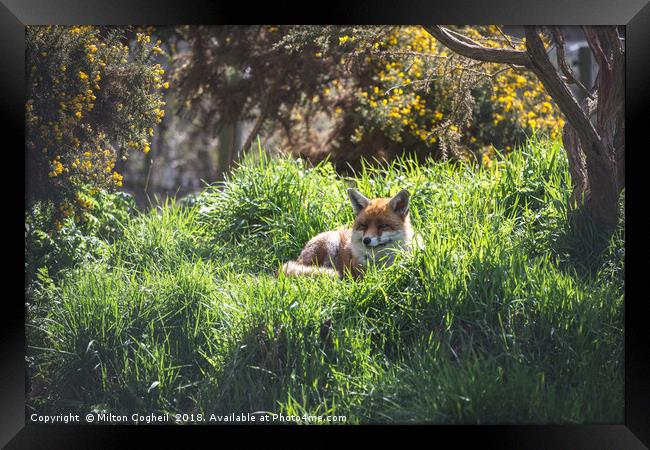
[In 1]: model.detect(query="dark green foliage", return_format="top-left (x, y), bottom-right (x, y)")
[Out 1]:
top-left (25, 189), bottom-right (137, 287)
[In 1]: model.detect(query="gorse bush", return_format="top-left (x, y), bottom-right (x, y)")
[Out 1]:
top-left (323, 26), bottom-right (564, 165)
top-left (27, 138), bottom-right (623, 424)
top-left (26, 26), bottom-right (168, 229)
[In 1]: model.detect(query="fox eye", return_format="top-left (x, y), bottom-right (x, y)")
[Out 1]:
top-left (357, 222), bottom-right (367, 229)
top-left (378, 223), bottom-right (389, 229)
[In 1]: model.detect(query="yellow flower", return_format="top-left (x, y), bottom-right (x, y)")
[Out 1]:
top-left (482, 153), bottom-right (492, 167)
top-left (339, 36), bottom-right (350, 45)
top-left (112, 171), bottom-right (123, 186)
top-left (136, 33), bottom-right (151, 43)
top-left (79, 71), bottom-right (89, 80)
top-left (75, 111), bottom-right (82, 119)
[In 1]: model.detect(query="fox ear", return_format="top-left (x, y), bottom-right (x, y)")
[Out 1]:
top-left (347, 188), bottom-right (370, 215)
top-left (389, 189), bottom-right (410, 218)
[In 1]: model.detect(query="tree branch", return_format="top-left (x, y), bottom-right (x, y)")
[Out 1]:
top-left (423, 25), bottom-right (531, 67)
top-left (583, 26), bottom-right (610, 73)
top-left (495, 26), bottom-right (518, 50)
top-left (550, 26), bottom-right (592, 99)
top-left (425, 25), bottom-right (601, 149)
top-left (523, 26), bottom-right (601, 148)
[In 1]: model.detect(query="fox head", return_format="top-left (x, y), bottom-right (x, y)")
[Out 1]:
top-left (347, 188), bottom-right (412, 257)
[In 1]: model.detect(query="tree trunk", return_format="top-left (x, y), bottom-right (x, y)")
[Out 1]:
top-left (239, 105), bottom-right (269, 162)
top-left (578, 26), bottom-right (625, 233)
top-left (584, 140), bottom-right (619, 232)
top-left (217, 122), bottom-right (238, 180)
top-left (562, 121), bottom-right (588, 209)
top-left (562, 90), bottom-right (620, 233)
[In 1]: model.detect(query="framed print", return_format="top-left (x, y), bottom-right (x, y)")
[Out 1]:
top-left (5, 0), bottom-right (649, 447)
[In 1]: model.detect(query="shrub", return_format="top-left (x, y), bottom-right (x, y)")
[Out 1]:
top-left (25, 189), bottom-right (137, 288)
top-left (26, 26), bottom-right (168, 229)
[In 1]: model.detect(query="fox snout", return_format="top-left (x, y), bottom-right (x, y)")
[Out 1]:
top-left (361, 233), bottom-right (399, 247)
top-left (362, 235), bottom-right (382, 247)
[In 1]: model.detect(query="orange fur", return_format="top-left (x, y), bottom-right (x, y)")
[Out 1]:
top-left (280, 189), bottom-right (414, 279)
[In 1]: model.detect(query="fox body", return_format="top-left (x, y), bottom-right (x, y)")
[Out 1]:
top-left (281, 188), bottom-right (415, 279)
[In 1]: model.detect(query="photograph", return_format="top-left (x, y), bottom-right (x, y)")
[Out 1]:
top-left (22, 24), bottom-right (628, 427)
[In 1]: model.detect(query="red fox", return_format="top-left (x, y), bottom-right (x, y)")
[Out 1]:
top-left (280, 188), bottom-right (416, 279)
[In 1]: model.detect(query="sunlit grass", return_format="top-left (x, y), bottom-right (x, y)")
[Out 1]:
top-left (27, 136), bottom-right (624, 424)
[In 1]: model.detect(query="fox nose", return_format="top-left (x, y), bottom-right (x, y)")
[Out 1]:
top-left (363, 237), bottom-right (371, 246)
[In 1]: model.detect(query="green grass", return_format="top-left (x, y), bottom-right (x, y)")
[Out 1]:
top-left (27, 136), bottom-right (624, 424)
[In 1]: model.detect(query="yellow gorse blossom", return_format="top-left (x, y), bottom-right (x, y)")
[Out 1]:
top-left (48, 160), bottom-right (64, 177)
top-left (112, 171), bottom-right (123, 186)
top-left (136, 33), bottom-right (151, 44)
top-left (345, 25), bottom-right (564, 154)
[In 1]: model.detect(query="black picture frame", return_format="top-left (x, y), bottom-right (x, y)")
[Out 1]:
top-left (5, 0), bottom-right (648, 447)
